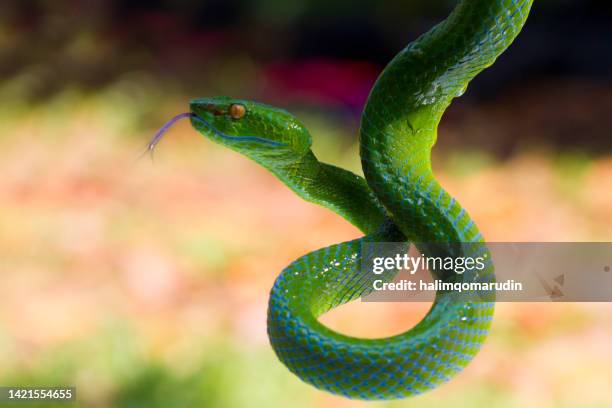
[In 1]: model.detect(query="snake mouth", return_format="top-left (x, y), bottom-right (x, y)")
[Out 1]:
top-left (192, 113), bottom-right (287, 147)
top-left (147, 112), bottom-right (286, 154)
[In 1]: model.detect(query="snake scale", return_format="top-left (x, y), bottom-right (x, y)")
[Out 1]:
top-left (151, 0), bottom-right (533, 400)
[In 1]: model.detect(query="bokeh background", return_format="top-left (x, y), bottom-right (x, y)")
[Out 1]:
top-left (1, 1), bottom-right (612, 407)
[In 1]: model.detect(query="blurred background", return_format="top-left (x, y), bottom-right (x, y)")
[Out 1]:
top-left (1, 1), bottom-right (611, 407)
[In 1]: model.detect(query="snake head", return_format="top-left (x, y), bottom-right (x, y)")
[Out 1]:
top-left (189, 97), bottom-right (312, 162)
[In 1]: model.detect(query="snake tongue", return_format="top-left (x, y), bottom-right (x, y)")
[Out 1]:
top-left (146, 112), bottom-right (194, 156)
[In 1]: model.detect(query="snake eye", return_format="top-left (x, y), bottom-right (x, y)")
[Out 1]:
top-left (229, 103), bottom-right (246, 120)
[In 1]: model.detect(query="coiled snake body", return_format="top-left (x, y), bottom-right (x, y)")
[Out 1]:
top-left (153, 0), bottom-right (533, 400)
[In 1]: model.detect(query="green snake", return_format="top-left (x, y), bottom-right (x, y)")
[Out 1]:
top-left (151, 0), bottom-right (533, 400)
